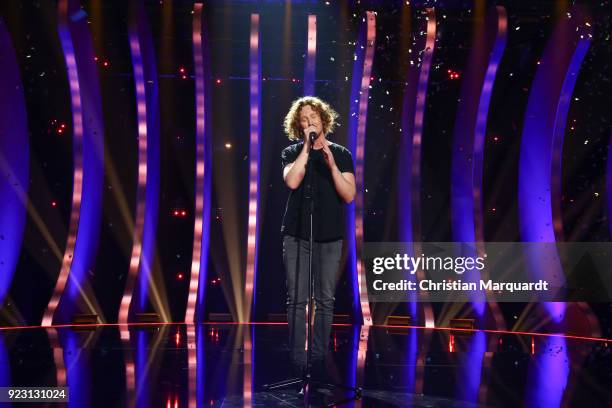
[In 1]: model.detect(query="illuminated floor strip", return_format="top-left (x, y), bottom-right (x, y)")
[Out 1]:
top-left (2, 322), bottom-right (609, 344)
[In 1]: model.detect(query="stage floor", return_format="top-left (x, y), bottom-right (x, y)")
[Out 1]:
top-left (0, 323), bottom-right (610, 407)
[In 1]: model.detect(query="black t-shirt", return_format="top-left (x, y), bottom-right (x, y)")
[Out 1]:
top-left (280, 140), bottom-right (355, 242)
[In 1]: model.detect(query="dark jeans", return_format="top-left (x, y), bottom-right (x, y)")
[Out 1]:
top-left (283, 235), bottom-right (343, 367)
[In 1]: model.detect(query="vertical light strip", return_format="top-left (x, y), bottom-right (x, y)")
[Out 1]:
top-left (455, 331), bottom-right (486, 403)
top-left (186, 2), bottom-right (212, 324)
top-left (450, 6), bottom-right (507, 321)
top-left (120, 30), bottom-right (147, 325)
top-left (135, 0), bottom-right (162, 318)
top-left (48, 329), bottom-right (67, 387)
top-left (412, 9), bottom-right (437, 328)
top-left (43, 0), bottom-right (86, 327)
top-left (303, 14), bottom-right (317, 96)
top-left (60, 329), bottom-right (94, 406)
top-left (524, 337), bottom-right (569, 406)
top-left (472, 6), bottom-right (507, 329)
top-left (356, 326), bottom-right (370, 385)
top-left (120, 325), bottom-right (135, 406)
top-left (397, 8), bottom-right (437, 327)
top-left (348, 11), bottom-right (376, 326)
top-left (518, 6), bottom-right (591, 323)
top-left (244, 13), bottom-right (261, 322)
top-left (472, 6), bottom-right (507, 243)
top-left (44, 0), bottom-right (105, 325)
top-left (187, 325), bottom-right (197, 407)
top-left (186, 2), bottom-right (204, 325)
top-left (0, 17), bottom-right (29, 307)
top-left (242, 326), bottom-right (253, 408)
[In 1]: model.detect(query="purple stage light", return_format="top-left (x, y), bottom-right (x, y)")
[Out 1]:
top-left (450, 6), bottom-right (507, 321)
top-left (120, 0), bottom-right (161, 324)
top-left (397, 8), bottom-right (437, 327)
top-left (43, 0), bottom-right (104, 326)
top-left (185, 2), bottom-right (213, 324)
top-left (244, 13), bottom-right (261, 322)
top-left (303, 14), bottom-right (317, 96)
top-left (518, 7), bottom-right (592, 324)
top-left (0, 18), bottom-right (29, 309)
top-left (456, 331), bottom-right (486, 403)
top-left (524, 336), bottom-right (569, 406)
top-left (346, 11), bottom-right (376, 326)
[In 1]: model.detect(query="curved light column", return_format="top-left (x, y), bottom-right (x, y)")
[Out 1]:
top-left (397, 8), bottom-right (436, 327)
top-left (186, 2), bottom-right (213, 324)
top-left (455, 330), bottom-right (486, 404)
top-left (406, 328), bottom-right (431, 396)
top-left (242, 326), bottom-right (254, 407)
top-left (59, 329), bottom-right (94, 407)
top-left (48, 329), bottom-right (67, 387)
top-left (450, 6), bottom-right (507, 321)
top-left (43, 0), bottom-right (104, 326)
top-left (120, 0), bottom-right (161, 324)
top-left (187, 325), bottom-right (205, 406)
top-left (244, 14), bottom-right (261, 322)
top-left (120, 326), bottom-right (135, 406)
top-left (523, 336), bottom-right (569, 406)
top-left (346, 11), bottom-right (376, 326)
top-left (518, 7), bottom-right (592, 323)
top-left (135, 330), bottom-right (152, 407)
top-left (303, 14), bottom-right (316, 95)
top-left (0, 18), bottom-right (29, 308)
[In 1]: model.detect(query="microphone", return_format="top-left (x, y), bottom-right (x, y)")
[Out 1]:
top-left (309, 131), bottom-right (317, 144)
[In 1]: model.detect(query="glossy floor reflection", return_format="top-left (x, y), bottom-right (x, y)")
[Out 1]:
top-left (0, 324), bottom-right (610, 407)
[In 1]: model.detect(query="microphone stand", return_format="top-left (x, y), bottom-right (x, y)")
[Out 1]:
top-left (263, 136), bottom-right (362, 407)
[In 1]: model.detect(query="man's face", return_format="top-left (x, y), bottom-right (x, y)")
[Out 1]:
top-left (299, 104), bottom-right (323, 136)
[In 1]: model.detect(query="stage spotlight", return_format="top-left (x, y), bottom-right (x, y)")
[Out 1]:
top-left (225, 142), bottom-right (232, 149)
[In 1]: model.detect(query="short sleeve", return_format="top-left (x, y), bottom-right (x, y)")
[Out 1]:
top-left (281, 144), bottom-right (299, 170)
top-left (337, 147), bottom-right (355, 174)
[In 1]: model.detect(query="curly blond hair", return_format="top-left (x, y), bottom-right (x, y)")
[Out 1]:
top-left (283, 96), bottom-right (339, 141)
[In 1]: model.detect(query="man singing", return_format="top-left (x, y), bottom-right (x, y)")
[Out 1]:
top-left (280, 96), bottom-right (356, 376)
